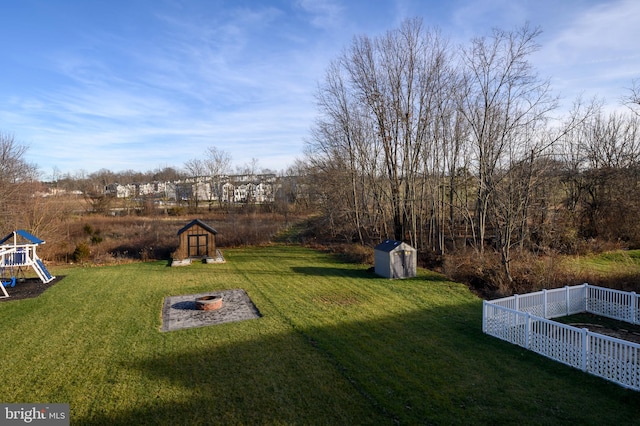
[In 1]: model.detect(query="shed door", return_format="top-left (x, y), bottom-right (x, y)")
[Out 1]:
top-left (402, 250), bottom-right (413, 277)
top-left (188, 234), bottom-right (208, 257)
top-left (392, 250), bottom-right (412, 278)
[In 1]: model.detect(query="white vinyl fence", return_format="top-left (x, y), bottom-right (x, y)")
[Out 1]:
top-left (483, 284), bottom-right (640, 391)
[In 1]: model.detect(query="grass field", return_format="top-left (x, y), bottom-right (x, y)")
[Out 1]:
top-left (1, 245), bottom-right (640, 425)
top-left (559, 249), bottom-right (640, 292)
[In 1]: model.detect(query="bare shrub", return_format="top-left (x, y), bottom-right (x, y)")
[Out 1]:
top-left (444, 249), bottom-right (505, 298)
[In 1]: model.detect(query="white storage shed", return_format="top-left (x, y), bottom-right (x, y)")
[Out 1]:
top-left (374, 240), bottom-right (417, 279)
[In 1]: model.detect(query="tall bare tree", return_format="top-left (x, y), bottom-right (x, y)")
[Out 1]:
top-left (348, 19), bottom-right (453, 243)
top-left (312, 58), bottom-right (380, 244)
top-left (309, 18), bottom-right (456, 245)
top-left (204, 147), bottom-right (231, 208)
top-left (623, 78), bottom-right (640, 117)
top-left (0, 133), bottom-right (39, 228)
top-left (459, 24), bottom-right (557, 265)
top-left (184, 158), bottom-right (207, 211)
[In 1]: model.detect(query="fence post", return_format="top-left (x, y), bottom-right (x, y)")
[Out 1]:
top-left (565, 286), bottom-right (570, 316)
top-left (543, 289), bottom-right (547, 318)
top-left (631, 292), bottom-right (637, 325)
top-left (482, 300), bottom-right (487, 333)
top-left (583, 283), bottom-right (589, 313)
top-left (581, 328), bottom-right (588, 372)
top-left (525, 312), bottom-right (531, 349)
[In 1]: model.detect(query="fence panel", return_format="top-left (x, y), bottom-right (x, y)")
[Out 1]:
top-left (483, 302), bottom-right (528, 348)
top-left (544, 288), bottom-right (566, 318)
top-left (489, 296), bottom-right (517, 310)
top-left (529, 319), bottom-right (584, 370)
top-left (516, 291), bottom-right (544, 317)
top-left (586, 333), bottom-right (640, 390)
top-left (567, 284), bottom-right (587, 315)
top-left (587, 286), bottom-right (635, 323)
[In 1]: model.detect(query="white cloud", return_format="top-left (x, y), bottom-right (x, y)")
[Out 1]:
top-left (536, 0), bottom-right (640, 103)
top-left (544, 0), bottom-right (640, 62)
top-left (295, 0), bottom-right (345, 29)
top-left (449, 0), bottom-right (529, 41)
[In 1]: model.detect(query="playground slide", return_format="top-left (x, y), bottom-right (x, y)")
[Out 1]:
top-left (35, 259), bottom-right (54, 282)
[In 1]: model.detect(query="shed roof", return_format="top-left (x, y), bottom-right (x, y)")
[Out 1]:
top-left (177, 219), bottom-right (218, 236)
top-left (374, 239), bottom-right (414, 253)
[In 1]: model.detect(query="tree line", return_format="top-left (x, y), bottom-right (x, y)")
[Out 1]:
top-left (303, 18), bottom-right (640, 282)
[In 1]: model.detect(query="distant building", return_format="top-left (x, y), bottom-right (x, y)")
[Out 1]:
top-left (101, 173), bottom-right (279, 204)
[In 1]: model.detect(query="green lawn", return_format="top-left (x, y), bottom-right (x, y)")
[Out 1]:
top-left (560, 249), bottom-right (640, 287)
top-left (1, 245), bottom-right (639, 425)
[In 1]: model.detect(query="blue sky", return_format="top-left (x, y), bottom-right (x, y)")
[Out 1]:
top-left (1, 0), bottom-right (639, 179)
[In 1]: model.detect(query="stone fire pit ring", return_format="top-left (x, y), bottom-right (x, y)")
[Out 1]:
top-left (195, 295), bottom-right (223, 311)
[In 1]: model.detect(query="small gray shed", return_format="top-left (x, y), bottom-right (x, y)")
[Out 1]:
top-left (374, 240), bottom-right (417, 279)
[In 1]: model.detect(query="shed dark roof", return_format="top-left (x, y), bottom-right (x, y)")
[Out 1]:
top-left (374, 239), bottom-right (415, 253)
top-left (177, 219), bottom-right (218, 235)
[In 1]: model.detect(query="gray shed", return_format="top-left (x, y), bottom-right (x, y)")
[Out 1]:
top-left (374, 240), bottom-right (417, 279)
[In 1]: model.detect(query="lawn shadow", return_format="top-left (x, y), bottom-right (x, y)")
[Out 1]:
top-left (75, 300), bottom-right (640, 425)
top-left (80, 327), bottom-right (385, 425)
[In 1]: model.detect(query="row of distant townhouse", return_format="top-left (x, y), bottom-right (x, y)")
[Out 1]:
top-left (104, 174), bottom-right (279, 204)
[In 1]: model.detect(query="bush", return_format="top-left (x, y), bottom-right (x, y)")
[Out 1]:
top-left (73, 242), bottom-right (91, 264)
top-left (83, 224), bottom-right (94, 235)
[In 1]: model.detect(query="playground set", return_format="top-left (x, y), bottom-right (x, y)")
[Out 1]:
top-left (0, 230), bottom-right (55, 298)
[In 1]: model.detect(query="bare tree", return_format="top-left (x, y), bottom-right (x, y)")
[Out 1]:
top-left (184, 158), bottom-right (207, 211)
top-left (348, 19), bottom-right (453, 243)
top-left (459, 24), bottom-right (557, 266)
top-left (153, 166), bottom-right (182, 182)
top-left (311, 58), bottom-right (380, 244)
top-left (78, 169), bottom-right (116, 214)
top-left (236, 158), bottom-right (260, 176)
top-left (622, 79), bottom-right (640, 117)
top-left (0, 133), bottom-right (39, 228)
top-left (309, 18), bottom-right (457, 245)
top-left (563, 109), bottom-right (640, 241)
top-left (204, 147), bottom-right (232, 208)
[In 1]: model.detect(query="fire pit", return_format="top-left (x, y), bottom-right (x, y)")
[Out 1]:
top-left (162, 289), bottom-right (262, 332)
top-left (195, 295), bottom-right (223, 311)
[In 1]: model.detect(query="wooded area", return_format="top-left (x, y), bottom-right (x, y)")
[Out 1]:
top-left (304, 19), bottom-right (640, 285)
